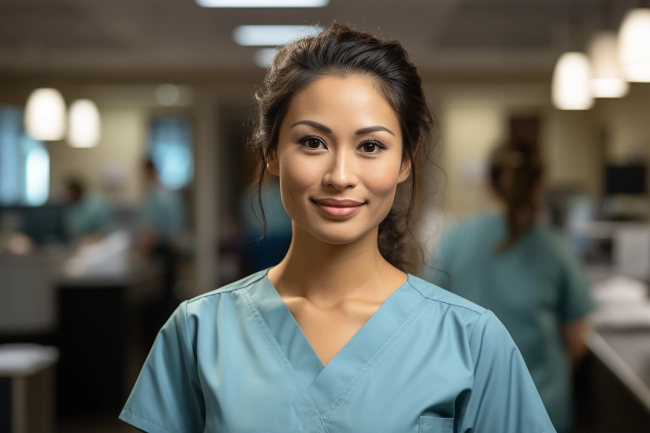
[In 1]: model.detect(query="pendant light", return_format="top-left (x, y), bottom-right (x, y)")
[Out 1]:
top-left (551, 0), bottom-right (593, 110)
top-left (24, 88), bottom-right (66, 141)
top-left (588, 1), bottom-right (628, 98)
top-left (589, 32), bottom-right (628, 98)
top-left (552, 52), bottom-right (594, 110)
top-left (67, 99), bottom-right (101, 148)
top-left (618, 4), bottom-right (650, 82)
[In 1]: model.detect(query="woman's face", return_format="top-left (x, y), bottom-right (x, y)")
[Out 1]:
top-left (267, 74), bottom-right (410, 245)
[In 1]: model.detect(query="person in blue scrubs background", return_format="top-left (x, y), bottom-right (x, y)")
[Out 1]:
top-left (239, 179), bottom-right (293, 271)
top-left (64, 177), bottom-right (114, 242)
top-left (137, 159), bottom-right (187, 257)
top-left (120, 24), bottom-right (556, 433)
top-left (428, 142), bottom-right (595, 433)
top-left (137, 159), bottom-right (188, 342)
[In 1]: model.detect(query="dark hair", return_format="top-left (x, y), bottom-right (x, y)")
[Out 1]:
top-left (66, 176), bottom-right (85, 198)
top-left (489, 142), bottom-right (543, 251)
top-left (143, 158), bottom-right (157, 173)
top-left (250, 23), bottom-right (434, 271)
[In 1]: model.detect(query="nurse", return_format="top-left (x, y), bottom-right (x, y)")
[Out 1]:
top-left (120, 24), bottom-right (555, 433)
top-left (64, 177), bottom-right (114, 242)
top-left (428, 143), bottom-right (594, 433)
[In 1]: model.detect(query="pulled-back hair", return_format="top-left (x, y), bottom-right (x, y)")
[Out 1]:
top-left (490, 142), bottom-right (543, 251)
top-left (250, 23), bottom-right (434, 271)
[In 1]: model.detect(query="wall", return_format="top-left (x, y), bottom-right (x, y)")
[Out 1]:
top-left (48, 107), bottom-right (148, 204)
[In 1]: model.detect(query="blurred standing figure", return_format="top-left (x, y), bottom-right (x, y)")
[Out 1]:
top-left (239, 179), bottom-right (292, 272)
top-left (65, 177), bottom-right (114, 242)
top-left (137, 159), bottom-right (186, 314)
top-left (428, 143), bottom-right (595, 433)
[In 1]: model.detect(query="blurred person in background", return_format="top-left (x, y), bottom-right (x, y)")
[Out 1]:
top-left (428, 142), bottom-right (595, 433)
top-left (120, 24), bottom-right (554, 433)
top-left (239, 178), bottom-right (292, 272)
top-left (64, 177), bottom-right (115, 243)
top-left (137, 159), bottom-right (187, 324)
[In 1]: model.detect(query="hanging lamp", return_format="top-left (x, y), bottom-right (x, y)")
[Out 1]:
top-left (24, 88), bottom-right (66, 141)
top-left (589, 32), bottom-right (628, 97)
top-left (552, 52), bottom-right (594, 110)
top-left (551, 0), bottom-right (593, 110)
top-left (618, 4), bottom-right (650, 82)
top-left (67, 99), bottom-right (101, 148)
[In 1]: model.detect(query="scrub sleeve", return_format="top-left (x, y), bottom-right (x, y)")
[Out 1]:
top-left (119, 302), bottom-right (205, 433)
top-left (460, 310), bottom-right (555, 433)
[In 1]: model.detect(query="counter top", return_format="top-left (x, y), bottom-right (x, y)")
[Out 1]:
top-left (588, 328), bottom-right (650, 412)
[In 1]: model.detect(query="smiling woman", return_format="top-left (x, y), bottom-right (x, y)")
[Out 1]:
top-left (119, 23), bottom-right (557, 433)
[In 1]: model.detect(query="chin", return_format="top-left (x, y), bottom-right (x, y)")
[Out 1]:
top-left (299, 219), bottom-right (376, 246)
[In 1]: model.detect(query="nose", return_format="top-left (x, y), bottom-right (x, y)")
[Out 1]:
top-left (322, 147), bottom-right (358, 191)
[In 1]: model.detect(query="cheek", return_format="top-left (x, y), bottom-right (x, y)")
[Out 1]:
top-left (277, 154), bottom-right (321, 205)
top-left (361, 158), bottom-right (403, 199)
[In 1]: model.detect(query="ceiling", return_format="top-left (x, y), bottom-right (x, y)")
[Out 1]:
top-left (0, 0), bottom-right (636, 78)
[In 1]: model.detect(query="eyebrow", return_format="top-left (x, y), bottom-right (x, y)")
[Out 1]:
top-left (290, 120), bottom-right (395, 136)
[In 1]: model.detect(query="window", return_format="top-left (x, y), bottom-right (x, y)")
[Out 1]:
top-left (148, 117), bottom-right (193, 190)
top-left (0, 105), bottom-right (49, 206)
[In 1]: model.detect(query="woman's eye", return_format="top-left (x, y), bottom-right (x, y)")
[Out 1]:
top-left (359, 141), bottom-right (385, 153)
top-left (307, 138), bottom-right (323, 149)
top-left (298, 136), bottom-right (326, 150)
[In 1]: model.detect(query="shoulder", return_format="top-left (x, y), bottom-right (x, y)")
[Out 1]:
top-left (531, 224), bottom-right (577, 260)
top-left (408, 275), bottom-right (511, 351)
top-left (186, 270), bottom-right (268, 306)
top-left (407, 274), bottom-right (485, 316)
top-left (439, 213), bottom-right (501, 246)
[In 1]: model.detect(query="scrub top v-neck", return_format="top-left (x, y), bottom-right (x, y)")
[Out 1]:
top-left (120, 269), bottom-right (556, 433)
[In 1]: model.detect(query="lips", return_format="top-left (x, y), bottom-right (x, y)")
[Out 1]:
top-left (312, 198), bottom-right (365, 218)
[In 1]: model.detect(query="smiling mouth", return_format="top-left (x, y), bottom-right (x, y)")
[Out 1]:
top-left (311, 198), bottom-right (366, 219)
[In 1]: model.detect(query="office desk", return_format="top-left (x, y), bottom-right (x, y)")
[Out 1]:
top-left (572, 327), bottom-right (650, 433)
top-left (588, 328), bottom-right (650, 411)
top-left (56, 260), bottom-right (161, 416)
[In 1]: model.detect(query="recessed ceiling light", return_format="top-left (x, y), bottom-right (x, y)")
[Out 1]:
top-left (255, 48), bottom-right (280, 68)
top-left (233, 25), bottom-right (321, 46)
top-left (196, 0), bottom-right (328, 7)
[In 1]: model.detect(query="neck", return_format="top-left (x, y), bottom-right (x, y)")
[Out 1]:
top-left (269, 222), bottom-right (404, 303)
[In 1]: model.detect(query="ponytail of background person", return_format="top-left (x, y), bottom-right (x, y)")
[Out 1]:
top-left (489, 142), bottom-right (543, 252)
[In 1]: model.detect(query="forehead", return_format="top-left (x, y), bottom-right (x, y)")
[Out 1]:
top-left (282, 74), bottom-right (400, 133)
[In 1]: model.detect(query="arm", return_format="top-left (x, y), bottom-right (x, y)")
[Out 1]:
top-left (563, 319), bottom-right (591, 367)
top-left (119, 302), bottom-right (205, 432)
top-left (458, 311), bottom-right (556, 433)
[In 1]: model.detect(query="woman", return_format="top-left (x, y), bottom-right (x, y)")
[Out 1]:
top-left (120, 24), bottom-right (554, 433)
top-left (429, 143), bottom-right (594, 433)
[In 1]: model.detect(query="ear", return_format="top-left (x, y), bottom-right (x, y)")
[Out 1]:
top-left (397, 158), bottom-right (412, 184)
top-left (267, 149), bottom-right (280, 176)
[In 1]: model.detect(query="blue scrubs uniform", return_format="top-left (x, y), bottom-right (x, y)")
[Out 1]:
top-left (428, 213), bottom-right (595, 433)
top-left (120, 270), bottom-right (555, 433)
top-left (65, 194), bottom-right (114, 240)
top-left (141, 186), bottom-right (186, 246)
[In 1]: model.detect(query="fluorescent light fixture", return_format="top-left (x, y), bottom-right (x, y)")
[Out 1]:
top-left (255, 48), bottom-right (279, 68)
top-left (67, 99), bottom-right (101, 148)
top-left (24, 88), bottom-right (67, 141)
top-left (588, 31), bottom-right (629, 98)
top-left (233, 25), bottom-right (321, 46)
top-left (552, 52), bottom-right (594, 110)
top-left (618, 8), bottom-right (650, 82)
top-left (196, 0), bottom-right (328, 7)
top-left (155, 84), bottom-right (181, 106)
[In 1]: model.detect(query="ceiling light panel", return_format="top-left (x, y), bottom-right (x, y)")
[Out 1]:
top-left (233, 25), bottom-right (321, 46)
top-left (196, 0), bottom-right (328, 7)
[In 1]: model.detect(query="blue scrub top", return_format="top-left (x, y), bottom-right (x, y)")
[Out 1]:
top-left (65, 194), bottom-right (114, 240)
top-left (140, 186), bottom-right (186, 246)
top-left (428, 213), bottom-right (595, 433)
top-left (120, 270), bottom-right (555, 433)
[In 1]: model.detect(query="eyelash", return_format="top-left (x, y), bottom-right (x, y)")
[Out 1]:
top-left (297, 134), bottom-right (387, 154)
